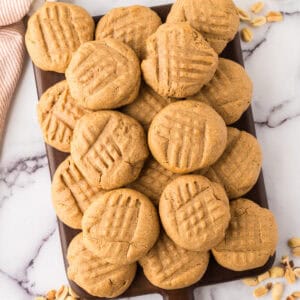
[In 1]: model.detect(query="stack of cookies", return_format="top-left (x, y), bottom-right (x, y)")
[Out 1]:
top-left (26, 1), bottom-right (278, 298)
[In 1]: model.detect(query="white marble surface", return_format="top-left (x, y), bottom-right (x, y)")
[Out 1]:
top-left (0, 0), bottom-right (300, 299)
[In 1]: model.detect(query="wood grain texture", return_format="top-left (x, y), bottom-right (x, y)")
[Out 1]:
top-left (32, 4), bottom-right (275, 300)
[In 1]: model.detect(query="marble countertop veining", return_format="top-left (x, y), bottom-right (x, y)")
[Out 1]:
top-left (1, 0), bottom-right (300, 299)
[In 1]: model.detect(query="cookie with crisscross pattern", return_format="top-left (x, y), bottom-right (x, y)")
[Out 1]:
top-left (26, 2), bottom-right (94, 73)
top-left (187, 58), bottom-right (253, 125)
top-left (205, 127), bottom-right (262, 198)
top-left (82, 188), bottom-right (160, 265)
top-left (139, 232), bottom-right (209, 289)
top-left (71, 111), bottom-right (148, 189)
top-left (37, 80), bottom-right (89, 152)
top-left (67, 233), bottom-right (137, 298)
top-left (51, 156), bottom-right (104, 229)
top-left (159, 175), bottom-right (230, 251)
top-left (96, 5), bottom-right (161, 59)
top-left (212, 198), bottom-right (278, 271)
top-left (141, 22), bottom-right (218, 98)
top-left (66, 39), bottom-right (141, 110)
top-left (166, 0), bottom-right (239, 54)
top-left (148, 100), bottom-right (227, 173)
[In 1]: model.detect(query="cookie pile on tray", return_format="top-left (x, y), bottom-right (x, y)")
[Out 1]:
top-left (26, 1), bottom-right (278, 298)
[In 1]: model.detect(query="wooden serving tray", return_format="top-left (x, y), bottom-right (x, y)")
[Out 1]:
top-left (32, 4), bottom-right (275, 300)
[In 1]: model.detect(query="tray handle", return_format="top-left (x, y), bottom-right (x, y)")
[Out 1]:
top-left (162, 288), bottom-right (195, 300)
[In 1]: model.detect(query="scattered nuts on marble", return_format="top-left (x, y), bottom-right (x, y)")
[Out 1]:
top-left (237, 7), bottom-right (251, 21)
top-left (251, 16), bottom-right (267, 27)
top-left (251, 2), bottom-right (265, 14)
top-left (253, 284), bottom-right (271, 297)
top-left (56, 285), bottom-right (69, 300)
top-left (270, 266), bottom-right (285, 278)
top-left (258, 271), bottom-right (270, 282)
top-left (266, 11), bottom-right (283, 22)
top-left (243, 277), bottom-right (259, 286)
top-left (272, 282), bottom-right (284, 300)
top-left (241, 27), bottom-right (253, 42)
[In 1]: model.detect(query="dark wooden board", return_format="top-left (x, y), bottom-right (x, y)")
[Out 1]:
top-left (32, 4), bottom-right (275, 300)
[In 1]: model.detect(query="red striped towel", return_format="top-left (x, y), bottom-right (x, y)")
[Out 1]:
top-left (0, 0), bottom-right (33, 145)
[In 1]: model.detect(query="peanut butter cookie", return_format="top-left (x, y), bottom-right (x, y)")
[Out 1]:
top-left (212, 198), bottom-right (278, 271)
top-left (122, 83), bottom-right (174, 130)
top-left (159, 175), bottom-right (230, 251)
top-left (96, 5), bottom-right (162, 59)
top-left (166, 0), bottom-right (239, 54)
top-left (66, 39), bottom-right (141, 110)
top-left (51, 156), bottom-right (104, 229)
top-left (139, 232), bottom-right (209, 289)
top-left (187, 58), bottom-right (253, 125)
top-left (25, 2), bottom-right (94, 73)
top-left (82, 189), bottom-right (160, 265)
top-left (148, 101), bottom-right (227, 173)
top-left (205, 127), bottom-right (262, 198)
top-left (141, 22), bottom-right (218, 98)
top-left (71, 111), bottom-right (148, 190)
top-left (67, 233), bottom-right (137, 298)
top-left (128, 157), bottom-right (179, 206)
top-left (37, 80), bottom-right (89, 152)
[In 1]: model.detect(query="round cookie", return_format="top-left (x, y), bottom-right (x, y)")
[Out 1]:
top-left (148, 100), bottom-right (227, 173)
top-left (25, 2), bottom-right (94, 73)
top-left (71, 111), bottom-right (149, 189)
top-left (166, 0), bottom-right (239, 54)
top-left (37, 80), bottom-right (89, 152)
top-left (65, 39), bottom-right (141, 110)
top-left (82, 188), bottom-right (160, 265)
top-left (139, 232), bottom-right (209, 289)
top-left (122, 83), bottom-right (174, 130)
top-left (187, 58), bottom-right (253, 125)
top-left (159, 175), bottom-right (230, 251)
top-left (128, 157), bottom-right (179, 206)
top-left (205, 127), bottom-right (262, 198)
top-left (51, 156), bottom-right (104, 229)
top-left (67, 233), bottom-right (137, 298)
top-left (96, 5), bottom-right (162, 59)
top-left (212, 198), bottom-right (278, 271)
top-left (141, 22), bottom-right (218, 98)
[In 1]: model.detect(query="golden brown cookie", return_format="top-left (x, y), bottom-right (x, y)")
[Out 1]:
top-left (37, 80), bottom-right (89, 152)
top-left (65, 39), bottom-right (141, 110)
top-left (141, 22), bottom-right (218, 98)
top-left (212, 198), bottom-right (278, 271)
top-left (139, 232), bottom-right (209, 289)
top-left (25, 2), bottom-right (94, 73)
top-left (67, 233), bottom-right (137, 298)
top-left (122, 83), bottom-right (174, 130)
top-left (205, 127), bottom-right (262, 198)
top-left (95, 5), bottom-right (162, 59)
top-left (128, 157), bottom-right (179, 206)
top-left (82, 189), bottom-right (160, 265)
top-left (71, 111), bottom-right (148, 190)
top-left (159, 175), bottom-right (230, 251)
top-left (187, 58), bottom-right (253, 125)
top-left (148, 100), bottom-right (227, 173)
top-left (166, 0), bottom-right (239, 54)
top-left (51, 156), bottom-right (104, 229)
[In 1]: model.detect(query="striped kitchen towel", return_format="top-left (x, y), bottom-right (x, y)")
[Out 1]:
top-left (0, 0), bottom-right (33, 145)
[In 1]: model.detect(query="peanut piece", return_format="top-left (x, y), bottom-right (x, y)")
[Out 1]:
top-left (292, 291), bottom-right (300, 298)
top-left (237, 7), bottom-right (251, 21)
top-left (46, 289), bottom-right (56, 300)
top-left (241, 28), bottom-right (253, 42)
top-left (270, 266), bottom-right (285, 278)
top-left (253, 285), bottom-right (270, 297)
top-left (266, 11), bottom-right (283, 22)
top-left (242, 277), bottom-right (259, 286)
top-left (258, 271), bottom-right (270, 282)
top-left (272, 282), bottom-right (284, 300)
top-left (285, 268), bottom-right (296, 284)
top-left (294, 268), bottom-right (300, 278)
top-left (251, 16), bottom-right (267, 27)
top-left (292, 247), bottom-right (300, 257)
top-left (251, 2), bottom-right (265, 13)
top-left (56, 285), bottom-right (68, 300)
